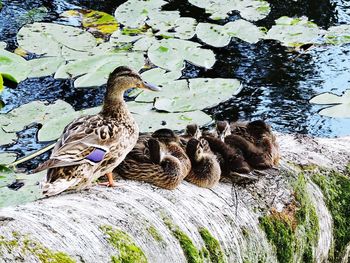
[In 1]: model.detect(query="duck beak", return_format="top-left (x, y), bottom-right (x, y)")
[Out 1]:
top-left (142, 81), bottom-right (162, 91)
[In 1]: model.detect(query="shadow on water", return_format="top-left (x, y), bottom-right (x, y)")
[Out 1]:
top-left (0, 0), bottom-right (350, 164)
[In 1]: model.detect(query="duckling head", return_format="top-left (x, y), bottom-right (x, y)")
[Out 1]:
top-left (186, 138), bottom-right (204, 162)
top-left (185, 124), bottom-right (201, 139)
top-left (246, 120), bottom-right (272, 139)
top-left (152, 128), bottom-right (179, 144)
top-left (105, 66), bottom-right (161, 100)
top-left (147, 138), bottom-right (163, 164)
top-left (216, 121), bottom-right (231, 141)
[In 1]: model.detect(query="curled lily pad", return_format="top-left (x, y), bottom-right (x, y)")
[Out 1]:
top-left (60, 9), bottom-right (119, 35)
top-left (148, 38), bottom-right (216, 71)
top-left (114, 0), bottom-right (167, 28)
top-left (324, 25), bottom-right (350, 45)
top-left (310, 90), bottom-right (350, 118)
top-left (0, 49), bottom-right (30, 83)
top-left (127, 101), bottom-right (212, 132)
top-left (188, 0), bottom-right (270, 21)
top-left (265, 16), bottom-right (322, 47)
top-left (136, 77), bottom-right (242, 112)
top-left (196, 20), bottom-right (264, 47)
top-left (55, 52), bottom-right (145, 88)
top-left (17, 22), bottom-right (97, 57)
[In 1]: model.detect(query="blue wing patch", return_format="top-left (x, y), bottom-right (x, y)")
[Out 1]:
top-left (85, 148), bottom-right (106, 163)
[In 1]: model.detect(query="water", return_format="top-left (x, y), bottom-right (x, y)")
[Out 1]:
top-left (0, 0), bottom-right (350, 164)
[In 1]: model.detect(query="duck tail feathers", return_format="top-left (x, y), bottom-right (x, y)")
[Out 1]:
top-left (40, 178), bottom-right (82, 197)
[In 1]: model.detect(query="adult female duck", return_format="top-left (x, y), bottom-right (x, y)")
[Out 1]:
top-left (34, 66), bottom-right (160, 196)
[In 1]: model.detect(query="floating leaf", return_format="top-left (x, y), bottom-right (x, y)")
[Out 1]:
top-left (0, 129), bottom-right (17, 146)
top-left (28, 57), bottom-right (65, 78)
top-left (136, 77), bottom-right (242, 112)
top-left (0, 152), bottom-right (17, 165)
top-left (310, 90), bottom-right (350, 118)
top-left (0, 42), bottom-right (6, 49)
top-left (127, 101), bottom-right (212, 132)
top-left (0, 49), bottom-right (30, 82)
top-left (61, 9), bottom-right (119, 35)
top-left (114, 0), bottom-right (167, 28)
top-left (324, 25), bottom-right (350, 45)
top-left (55, 52), bottom-right (145, 88)
top-left (17, 22), bottom-right (97, 57)
top-left (265, 16), bottom-right (322, 47)
top-left (148, 38), bottom-right (216, 71)
top-left (196, 20), bottom-right (264, 47)
top-left (188, 0), bottom-right (270, 21)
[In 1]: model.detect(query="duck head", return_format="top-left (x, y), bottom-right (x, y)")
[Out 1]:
top-left (152, 128), bottom-right (179, 144)
top-left (216, 121), bottom-right (231, 141)
top-left (105, 66), bottom-right (161, 100)
top-left (186, 138), bottom-right (204, 162)
top-left (147, 138), bottom-right (162, 164)
top-left (184, 124), bottom-right (201, 139)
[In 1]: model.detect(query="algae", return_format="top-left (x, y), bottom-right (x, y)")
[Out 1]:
top-left (198, 227), bottom-right (225, 263)
top-left (100, 225), bottom-right (147, 263)
top-left (147, 226), bottom-right (163, 243)
top-left (312, 170), bottom-right (350, 260)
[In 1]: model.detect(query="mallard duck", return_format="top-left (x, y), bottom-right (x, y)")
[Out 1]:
top-left (225, 120), bottom-right (280, 169)
top-left (185, 138), bottom-right (221, 188)
top-left (114, 128), bottom-right (191, 190)
top-left (33, 66), bottom-right (160, 196)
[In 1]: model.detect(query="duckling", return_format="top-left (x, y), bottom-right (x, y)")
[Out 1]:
top-left (225, 120), bottom-right (280, 169)
top-left (185, 138), bottom-right (221, 188)
top-left (114, 128), bottom-right (191, 190)
top-left (215, 121), bottom-right (231, 141)
top-left (179, 124), bottom-right (202, 147)
top-left (33, 66), bottom-right (160, 196)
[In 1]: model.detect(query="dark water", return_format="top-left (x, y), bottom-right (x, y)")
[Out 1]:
top-left (0, 0), bottom-right (350, 166)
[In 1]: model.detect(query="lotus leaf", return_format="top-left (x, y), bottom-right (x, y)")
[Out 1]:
top-left (310, 90), bottom-right (350, 118)
top-left (265, 16), bottom-right (322, 47)
top-left (196, 20), bottom-right (264, 47)
top-left (148, 38), bottom-right (216, 71)
top-left (114, 0), bottom-right (167, 28)
top-left (0, 49), bottom-right (30, 83)
top-left (188, 0), bottom-right (270, 21)
top-left (127, 101), bottom-right (212, 132)
top-left (55, 52), bottom-right (145, 88)
top-left (0, 152), bottom-right (17, 165)
top-left (60, 9), bottom-right (118, 35)
top-left (17, 22), bottom-right (97, 57)
top-left (136, 77), bottom-right (241, 112)
top-left (324, 25), bottom-right (350, 45)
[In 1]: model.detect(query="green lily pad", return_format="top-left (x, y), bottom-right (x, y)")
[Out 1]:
top-left (60, 9), bottom-right (119, 35)
top-left (0, 49), bottom-right (30, 83)
top-left (310, 90), bottom-right (350, 118)
top-left (136, 77), bottom-right (242, 112)
top-left (265, 16), bottom-right (322, 47)
top-left (0, 74), bottom-right (3, 92)
top-left (17, 22), bottom-right (97, 57)
top-left (0, 152), bottom-right (17, 165)
top-left (28, 57), bottom-right (65, 78)
top-left (54, 52), bottom-right (145, 88)
top-left (196, 20), bottom-right (264, 47)
top-left (127, 101), bottom-right (212, 132)
top-left (324, 25), bottom-right (350, 45)
top-left (114, 0), bottom-right (167, 28)
top-left (188, 0), bottom-right (270, 21)
top-left (148, 38), bottom-right (216, 71)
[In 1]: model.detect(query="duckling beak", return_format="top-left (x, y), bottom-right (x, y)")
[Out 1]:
top-left (142, 81), bottom-right (162, 91)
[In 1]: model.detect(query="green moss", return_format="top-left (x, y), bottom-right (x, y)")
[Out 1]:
top-left (100, 225), bottom-right (147, 263)
top-left (260, 174), bottom-right (319, 263)
top-left (163, 218), bottom-right (203, 263)
top-left (312, 170), bottom-right (350, 260)
top-left (147, 226), bottom-right (163, 243)
top-left (0, 232), bottom-right (75, 262)
top-left (198, 228), bottom-right (225, 263)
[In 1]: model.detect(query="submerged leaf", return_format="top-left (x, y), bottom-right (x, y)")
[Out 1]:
top-left (324, 25), bottom-right (350, 45)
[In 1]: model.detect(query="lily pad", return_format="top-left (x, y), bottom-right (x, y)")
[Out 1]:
top-left (310, 90), bottom-right (350, 118)
top-left (324, 25), bottom-right (350, 45)
top-left (114, 0), bottom-right (167, 28)
top-left (265, 16), bottom-right (322, 47)
top-left (17, 22), bottom-right (97, 57)
top-left (188, 0), bottom-right (270, 21)
top-left (148, 38), bottom-right (216, 71)
top-left (28, 57), bottom-right (65, 78)
top-left (60, 9), bottom-right (119, 35)
top-left (127, 101), bottom-right (212, 132)
top-left (196, 20), bottom-right (264, 47)
top-left (136, 77), bottom-right (242, 112)
top-left (54, 52), bottom-right (145, 88)
top-left (0, 74), bottom-right (3, 91)
top-left (0, 129), bottom-right (17, 146)
top-left (0, 152), bottom-right (17, 165)
top-left (0, 49), bottom-right (30, 82)
top-left (0, 42), bottom-right (6, 49)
